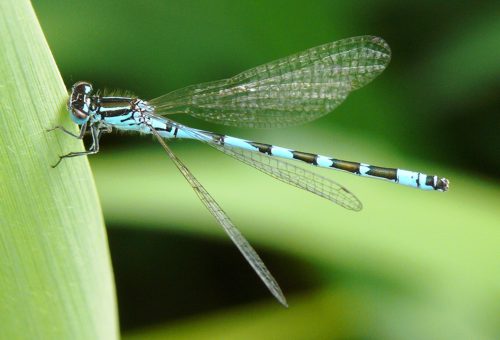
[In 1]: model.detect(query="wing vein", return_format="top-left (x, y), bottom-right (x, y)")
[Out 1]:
top-left (151, 36), bottom-right (391, 128)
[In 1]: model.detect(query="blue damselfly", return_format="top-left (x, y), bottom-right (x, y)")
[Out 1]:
top-left (50, 36), bottom-right (449, 306)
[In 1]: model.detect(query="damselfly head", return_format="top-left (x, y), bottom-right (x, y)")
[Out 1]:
top-left (68, 81), bottom-right (94, 125)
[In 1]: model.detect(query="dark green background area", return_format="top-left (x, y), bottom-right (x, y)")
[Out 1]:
top-left (32, 1), bottom-right (499, 339)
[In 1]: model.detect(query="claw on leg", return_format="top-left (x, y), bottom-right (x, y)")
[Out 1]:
top-left (51, 156), bottom-right (64, 168)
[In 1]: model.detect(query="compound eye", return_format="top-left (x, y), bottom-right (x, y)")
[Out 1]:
top-left (72, 107), bottom-right (89, 120)
top-left (72, 81), bottom-right (93, 95)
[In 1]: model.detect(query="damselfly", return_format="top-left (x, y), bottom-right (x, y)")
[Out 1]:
top-left (50, 36), bottom-right (449, 306)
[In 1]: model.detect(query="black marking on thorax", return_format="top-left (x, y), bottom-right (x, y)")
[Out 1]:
top-left (97, 97), bottom-right (135, 117)
top-left (119, 112), bottom-right (135, 123)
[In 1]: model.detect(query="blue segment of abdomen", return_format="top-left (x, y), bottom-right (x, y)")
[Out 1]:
top-left (156, 124), bottom-right (446, 191)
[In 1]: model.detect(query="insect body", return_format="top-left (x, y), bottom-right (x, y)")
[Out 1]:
top-left (51, 36), bottom-right (449, 306)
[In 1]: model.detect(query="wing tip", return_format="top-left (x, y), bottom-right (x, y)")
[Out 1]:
top-left (360, 35), bottom-right (392, 59)
top-left (278, 296), bottom-right (289, 308)
top-left (270, 287), bottom-right (289, 307)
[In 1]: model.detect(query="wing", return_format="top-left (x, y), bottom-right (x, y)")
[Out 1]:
top-left (150, 128), bottom-right (288, 307)
top-left (209, 143), bottom-right (362, 211)
top-left (150, 36), bottom-right (391, 128)
top-left (182, 127), bottom-right (363, 211)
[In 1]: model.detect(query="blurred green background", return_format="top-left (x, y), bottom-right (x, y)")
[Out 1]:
top-left (32, 0), bottom-right (499, 339)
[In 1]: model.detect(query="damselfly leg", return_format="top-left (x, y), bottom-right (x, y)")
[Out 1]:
top-left (50, 123), bottom-right (109, 167)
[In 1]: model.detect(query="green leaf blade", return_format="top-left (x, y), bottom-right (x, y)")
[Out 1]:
top-left (0, 1), bottom-right (118, 339)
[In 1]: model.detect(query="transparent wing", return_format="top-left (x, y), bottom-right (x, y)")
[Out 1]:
top-left (210, 143), bottom-right (362, 211)
top-left (182, 128), bottom-right (362, 211)
top-left (150, 129), bottom-right (287, 306)
top-left (150, 36), bottom-right (391, 128)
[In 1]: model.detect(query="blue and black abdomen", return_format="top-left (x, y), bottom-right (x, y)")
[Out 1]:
top-left (199, 132), bottom-right (449, 191)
